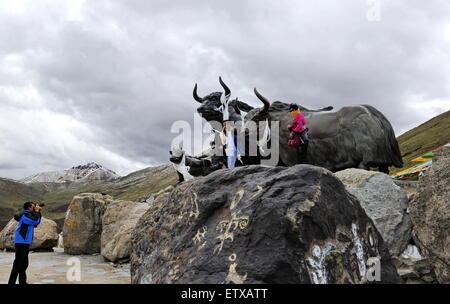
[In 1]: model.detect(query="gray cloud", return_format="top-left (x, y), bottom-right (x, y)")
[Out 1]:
top-left (1, 0), bottom-right (449, 179)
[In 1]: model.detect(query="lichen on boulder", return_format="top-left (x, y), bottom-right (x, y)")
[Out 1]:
top-left (63, 193), bottom-right (113, 255)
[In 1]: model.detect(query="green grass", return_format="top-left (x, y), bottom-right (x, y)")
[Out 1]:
top-left (394, 110), bottom-right (450, 173)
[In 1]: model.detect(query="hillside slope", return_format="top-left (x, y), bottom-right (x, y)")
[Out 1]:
top-left (0, 165), bottom-right (178, 231)
top-left (396, 110), bottom-right (450, 172)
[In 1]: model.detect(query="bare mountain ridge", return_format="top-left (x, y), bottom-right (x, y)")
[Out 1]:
top-left (21, 162), bottom-right (120, 183)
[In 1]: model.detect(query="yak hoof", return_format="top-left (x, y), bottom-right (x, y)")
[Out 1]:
top-left (177, 172), bottom-right (185, 183)
top-left (358, 163), bottom-right (369, 171)
top-left (379, 165), bottom-right (389, 174)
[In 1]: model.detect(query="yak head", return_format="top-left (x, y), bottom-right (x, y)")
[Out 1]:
top-left (193, 77), bottom-right (254, 125)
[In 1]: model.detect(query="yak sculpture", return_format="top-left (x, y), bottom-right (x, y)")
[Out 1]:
top-left (170, 77), bottom-right (248, 182)
top-left (193, 77), bottom-right (254, 124)
top-left (171, 78), bottom-right (403, 182)
top-left (169, 148), bottom-right (223, 183)
top-left (249, 89), bottom-right (403, 173)
top-left (194, 77), bottom-right (270, 167)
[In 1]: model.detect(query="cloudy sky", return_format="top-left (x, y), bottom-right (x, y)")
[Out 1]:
top-left (1, 0), bottom-right (449, 179)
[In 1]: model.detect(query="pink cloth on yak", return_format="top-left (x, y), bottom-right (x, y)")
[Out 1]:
top-left (292, 112), bottom-right (307, 133)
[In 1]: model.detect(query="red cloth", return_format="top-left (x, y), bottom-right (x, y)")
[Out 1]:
top-left (291, 112), bottom-right (307, 133)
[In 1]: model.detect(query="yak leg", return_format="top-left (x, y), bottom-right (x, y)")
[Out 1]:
top-left (358, 162), bottom-right (369, 171)
top-left (379, 165), bottom-right (390, 174)
top-left (177, 171), bottom-right (184, 183)
top-left (300, 142), bottom-right (309, 164)
top-left (297, 146), bottom-right (308, 164)
top-left (296, 147), bottom-right (302, 163)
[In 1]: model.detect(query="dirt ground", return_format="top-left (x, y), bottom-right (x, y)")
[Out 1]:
top-left (0, 248), bottom-right (130, 284)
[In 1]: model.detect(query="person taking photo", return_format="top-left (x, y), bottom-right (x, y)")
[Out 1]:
top-left (8, 202), bottom-right (43, 285)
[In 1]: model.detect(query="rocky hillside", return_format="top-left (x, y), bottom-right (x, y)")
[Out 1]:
top-left (396, 110), bottom-right (450, 172)
top-left (22, 162), bottom-right (120, 183)
top-left (409, 148), bottom-right (450, 283)
top-left (0, 164), bottom-right (178, 231)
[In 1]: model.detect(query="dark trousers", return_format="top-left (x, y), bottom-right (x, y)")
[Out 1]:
top-left (297, 143), bottom-right (308, 163)
top-left (8, 243), bottom-right (30, 284)
top-left (295, 131), bottom-right (309, 163)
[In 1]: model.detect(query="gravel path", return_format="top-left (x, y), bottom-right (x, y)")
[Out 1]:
top-left (0, 248), bottom-right (130, 284)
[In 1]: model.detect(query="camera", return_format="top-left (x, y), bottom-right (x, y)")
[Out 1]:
top-left (38, 203), bottom-right (45, 207)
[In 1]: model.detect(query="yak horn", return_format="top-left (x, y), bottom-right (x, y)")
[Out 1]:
top-left (254, 88), bottom-right (270, 113)
top-left (193, 83), bottom-right (203, 103)
top-left (219, 76), bottom-right (231, 97)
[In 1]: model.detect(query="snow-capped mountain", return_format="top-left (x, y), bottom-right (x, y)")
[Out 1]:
top-left (21, 162), bottom-right (120, 183)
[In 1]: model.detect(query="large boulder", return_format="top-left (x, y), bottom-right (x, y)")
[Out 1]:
top-left (63, 193), bottom-right (113, 254)
top-left (410, 148), bottom-right (450, 284)
top-left (334, 169), bottom-right (412, 256)
top-left (101, 200), bottom-right (150, 262)
top-left (131, 165), bottom-right (401, 284)
top-left (0, 216), bottom-right (58, 251)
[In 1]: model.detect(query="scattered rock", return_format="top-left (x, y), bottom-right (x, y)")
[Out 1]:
top-left (392, 256), bottom-right (437, 284)
top-left (101, 200), bottom-right (150, 263)
top-left (397, 268), bottom-right (420, 279)
top-left (0, 217), bottom-right (59, 251)
top-left (334, 169), bottom-right (412, 256)
top-left (393, 180), bottom-right (418, 200)
top-left (131, 165), bottom-right (401, 284)
top-left (422, 275), bottom-right (435, 283)
top-left (63, 193), bottom-right (113, 254)
top-left (409, 147), bottom-right (450, 284)
top-left (401, 244), bottom-right (422, 260)
top-left (141, 185), bottom-right (174, 204)
top-left (57, 232), bottom-right (63, 248)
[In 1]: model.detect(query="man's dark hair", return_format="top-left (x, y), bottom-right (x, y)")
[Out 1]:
top-left (23, 202), bottom-right (35, 210)
top-left (289, 103), bottom-right (299, 112)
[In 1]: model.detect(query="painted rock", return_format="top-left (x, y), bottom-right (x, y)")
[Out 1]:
top-left (131, 165), bottom-right (402, 284)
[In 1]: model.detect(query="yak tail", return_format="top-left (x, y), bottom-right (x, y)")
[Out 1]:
top-left (363, 105), bottom-right (403, 168)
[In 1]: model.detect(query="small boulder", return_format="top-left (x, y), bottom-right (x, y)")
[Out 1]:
top-left (141, 185), bottom-right (175, 204)
top-left (0, 217), bottom-right (58, 251)
top-left (334, 169), bottom-right (412, 256)
top-left (101, 200), bottom-right (150, 262)
top-left (410, 148), bottom-right (450, 284)
top-left (63, 193), bottom-right (113, 254)
top-left (392, 255), bottom-right (438, 284)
